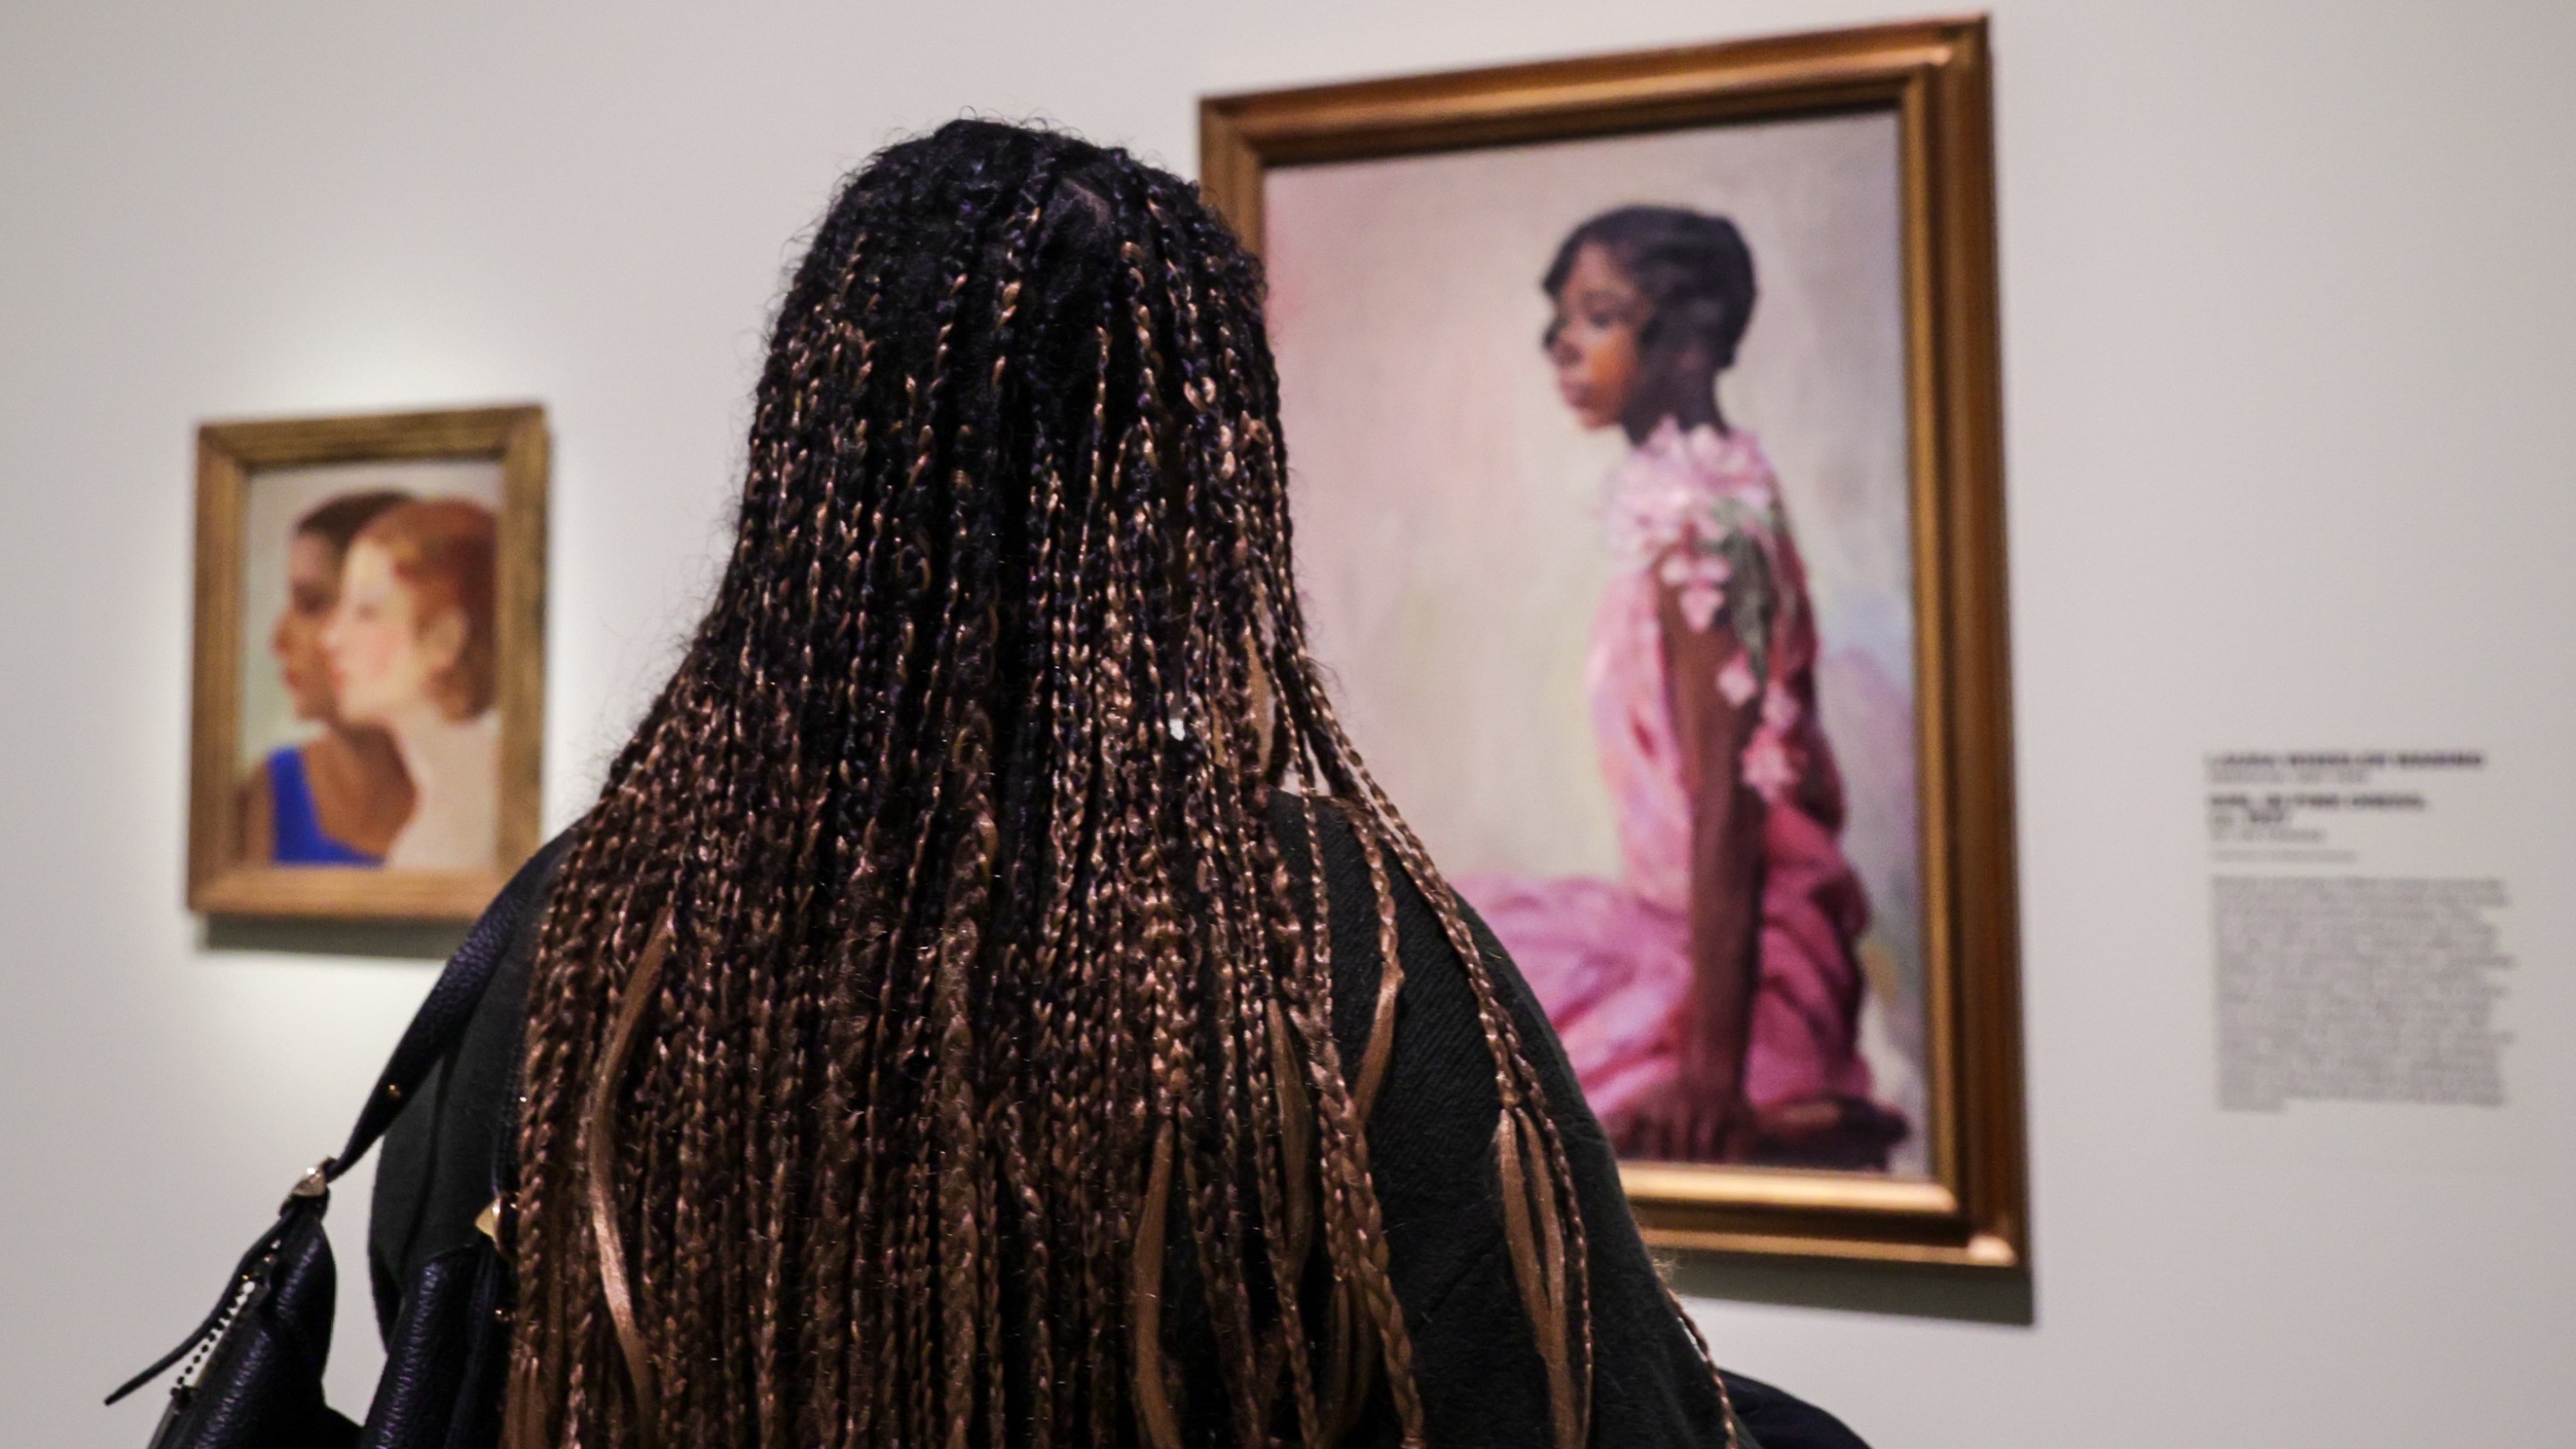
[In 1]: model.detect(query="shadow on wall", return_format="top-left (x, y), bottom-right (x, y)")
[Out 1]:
top-left (202, 917), bottom-right (469, 962)
top-left (1664, 1251), bottom-right (2035, 1327)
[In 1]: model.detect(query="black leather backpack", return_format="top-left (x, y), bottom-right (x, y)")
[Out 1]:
top-left (108, 843), bottom-right (564, 1449)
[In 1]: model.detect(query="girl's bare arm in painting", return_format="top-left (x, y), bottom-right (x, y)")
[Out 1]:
top-left (1654, 553), bottom-right (1765, 1160)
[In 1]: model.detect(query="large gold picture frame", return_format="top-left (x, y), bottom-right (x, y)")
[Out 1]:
top-left (1203, 17), bottom-right (2025, 1267)
top-left (187, 404), bottom-right (548, 922)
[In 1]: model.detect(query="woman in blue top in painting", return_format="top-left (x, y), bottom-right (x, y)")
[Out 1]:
top-left (234, 489), bottom-right (417, 867)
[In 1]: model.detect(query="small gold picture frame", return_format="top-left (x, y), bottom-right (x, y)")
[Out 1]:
top-left (1204, 18), bottom-right (2026, 1267)
top-left (186, 404), bottom-right (547, 922)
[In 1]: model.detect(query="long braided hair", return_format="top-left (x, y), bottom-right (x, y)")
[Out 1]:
top-left (504, 120), bottom-right (1611, 1449)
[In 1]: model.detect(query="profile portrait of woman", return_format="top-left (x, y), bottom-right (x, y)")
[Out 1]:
top-left (321, 497), bottom-right (501, 871)
top-left (1462, 205), bottom-right (1907, 1168)
top-left (233, 488), bottom-right (418, 867)
top-left (369, 123), bottom-right (1868, 1448)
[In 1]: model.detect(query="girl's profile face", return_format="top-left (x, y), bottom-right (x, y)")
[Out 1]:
top-left (1544, 242), bottom-right (1649, 431)
top-left (323, 539), bottom-right (462, 727)
top-left (271, 530), bottom-right (344, 722)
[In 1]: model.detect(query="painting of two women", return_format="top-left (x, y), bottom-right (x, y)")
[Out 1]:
top-left (231, 461), bottom-right (504, 875)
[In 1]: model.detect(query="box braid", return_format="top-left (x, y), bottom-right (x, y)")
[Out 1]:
top-left (501, 118), bottom-right (1707, 1449)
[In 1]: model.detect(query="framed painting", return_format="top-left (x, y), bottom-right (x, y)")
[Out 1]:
top-left (186, 404), bottom-right (547, 921)
top-left (1203, 17), bottom-right (2025, 1266)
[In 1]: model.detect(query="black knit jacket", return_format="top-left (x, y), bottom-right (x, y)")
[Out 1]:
top-left (369, 798), bottom-right (1868, 1448)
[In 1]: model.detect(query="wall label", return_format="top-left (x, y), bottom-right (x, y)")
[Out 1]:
top-left (2206, 751), bottom-right (2513, 1114)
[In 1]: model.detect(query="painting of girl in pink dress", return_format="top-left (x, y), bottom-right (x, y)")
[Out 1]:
top-left (1262, 110), bottom-right (1931, 1178)
top-left (1454, 208), bottom-right (1909, 1168)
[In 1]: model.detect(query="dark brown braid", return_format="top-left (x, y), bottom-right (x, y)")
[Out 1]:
top-left (504, 119), bottom-right (1667, 1449)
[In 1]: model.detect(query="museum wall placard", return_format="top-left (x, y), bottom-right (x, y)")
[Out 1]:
top-left (2, 3), bottom-right (2569, 1446)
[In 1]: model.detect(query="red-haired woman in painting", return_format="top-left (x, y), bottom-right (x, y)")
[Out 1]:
top-left (322, 498), bottom-right (501, 870)
top-left (1463, 206), bottom-right (1905, 1167)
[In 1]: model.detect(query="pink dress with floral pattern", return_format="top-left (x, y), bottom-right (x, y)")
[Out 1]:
top-left (1459, 421), bottom-right (1875, 1150)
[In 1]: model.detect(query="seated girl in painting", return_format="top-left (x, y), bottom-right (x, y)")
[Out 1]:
top-left (321, 498), bottom-right (502, 871)
top-left (235, 490), bottom-right (418, 866)
top-left (1462, 205), bottom-right (1906, 1167)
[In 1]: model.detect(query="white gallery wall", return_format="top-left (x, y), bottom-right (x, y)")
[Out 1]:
top-left (4, 2), bottom-right (2571, 1445)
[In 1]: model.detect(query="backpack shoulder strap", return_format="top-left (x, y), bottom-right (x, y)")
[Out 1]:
top-left (326, 830), bottom-right (578, 1185)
